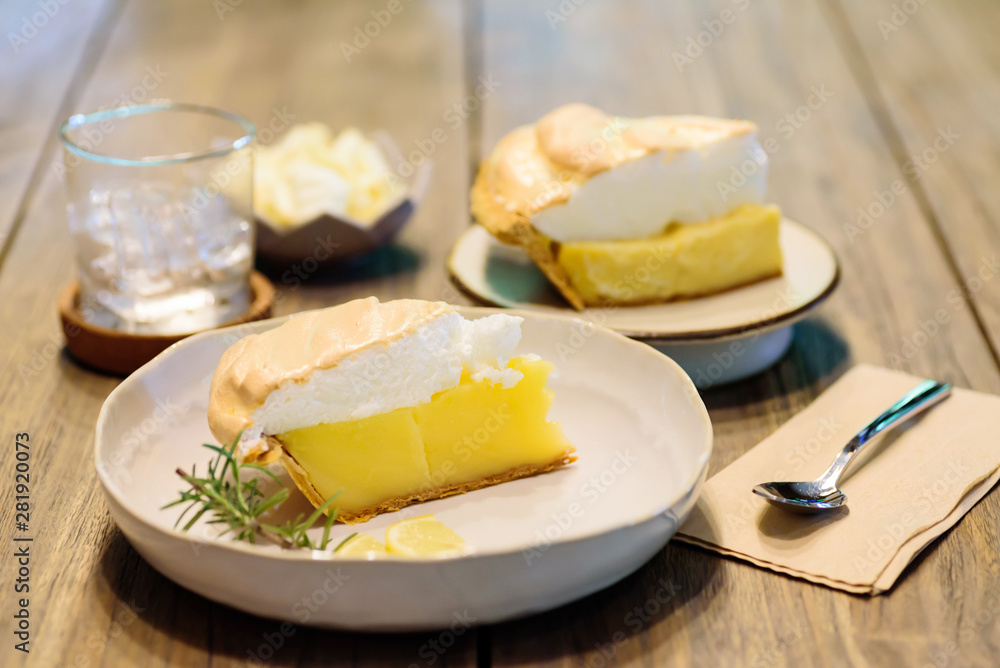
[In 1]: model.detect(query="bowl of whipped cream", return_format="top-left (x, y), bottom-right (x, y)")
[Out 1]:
top-left (250, 122), bottom-right (431, 263)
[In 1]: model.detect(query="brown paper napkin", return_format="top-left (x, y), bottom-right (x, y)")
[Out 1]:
top-left (676, 364), bottom-right (1000, 595)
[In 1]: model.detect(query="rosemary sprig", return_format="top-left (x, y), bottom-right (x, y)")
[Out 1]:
top-left (333, 532), bottom-right (359, 552)
top-left (163, 436), bottom-right (344, 551)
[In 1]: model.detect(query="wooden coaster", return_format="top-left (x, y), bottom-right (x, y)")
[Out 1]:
top-left (58, 271), bottom-right (275, 376)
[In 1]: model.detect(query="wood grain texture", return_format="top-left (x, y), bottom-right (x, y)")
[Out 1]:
top-left (0, 1), bottom-right (477, 667)
top-left (478, 0), bottom-right (1000, 666)
top-left (824, 0), bottom-right (1000, 381)
top-left (2, 0), bottom-right (1000, 666)
top-left (0, 0), bottom-right (117, 248)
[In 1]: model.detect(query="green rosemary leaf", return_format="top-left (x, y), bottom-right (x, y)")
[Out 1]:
top-left (333, 532), bottom-right (358, 553)
top-left (320, 508), bottom-right (339, 551)
top-left (300, 490), bottom-right (342, 537)
top-left (167, 438), bottom-right (344, 552)
top-left (256, 488), bottom-right (290, 516)
top-left (182, 506), bottom-right (209, 532)
top-left (243, 463), bottom-right (284, 484)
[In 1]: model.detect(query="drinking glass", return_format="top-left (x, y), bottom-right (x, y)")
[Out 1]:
top-left (60, 103), bottom-right (256, 335)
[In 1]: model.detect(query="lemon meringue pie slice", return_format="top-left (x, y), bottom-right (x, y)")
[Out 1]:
top-left (470, 103), bottom-right (783, 309)
top-left (207, 298), bottom-right (576, 523)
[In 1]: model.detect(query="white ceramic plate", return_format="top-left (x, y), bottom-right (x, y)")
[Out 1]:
top-left (95, 306), bottom-right (712, 631)
top-left (448, 220), bottom-right (840, 388)
top-left (447, 219), bottom-right (840, 342)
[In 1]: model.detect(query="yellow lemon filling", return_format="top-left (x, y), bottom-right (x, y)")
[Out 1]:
top-left (555, 203), bottom-right (783, 305)
top-left (277, 356), bottom-right (574, 521)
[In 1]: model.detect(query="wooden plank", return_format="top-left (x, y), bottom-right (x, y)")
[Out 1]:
top-left (0, 0), bottom-right (115, 249)
top-left (7, 0), bottom-right (1000, 666)
top-left (824, 0), bottom-right (1000, 395)
top-left (477, 0), bottom-right (1000, 666)
top-left (0, 1), bottom-right (477, 666)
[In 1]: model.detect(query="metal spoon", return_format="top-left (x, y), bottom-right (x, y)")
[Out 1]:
top-left (753, 380), bottom-right (953, 514)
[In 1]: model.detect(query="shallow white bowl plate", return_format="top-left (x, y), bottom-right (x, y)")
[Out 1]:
top-left (95, 307), bottom-right (712, 631)
top-left (448, 219), bottom-right (840, 388)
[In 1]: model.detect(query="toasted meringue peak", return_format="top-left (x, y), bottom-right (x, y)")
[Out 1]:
top-left (472, 104), bottom-right (767, 243)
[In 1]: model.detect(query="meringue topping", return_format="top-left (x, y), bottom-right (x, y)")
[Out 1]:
top-left (207, 298), bottom-right (524, 458)
top-left (254, 123), bottom-right (403, 227)
top-left (475, 103), bottom-right (768, 243)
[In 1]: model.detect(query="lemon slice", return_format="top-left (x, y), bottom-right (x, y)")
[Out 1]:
top-left (335, 533), bottom-right (388, 558)
top-left (384, 515), bottom-right (467, 557)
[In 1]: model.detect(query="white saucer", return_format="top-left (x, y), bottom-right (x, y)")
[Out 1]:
top-left (95, 306), bottom-right (712, 631)
top-left (447, 219), bottom-right (840, 387)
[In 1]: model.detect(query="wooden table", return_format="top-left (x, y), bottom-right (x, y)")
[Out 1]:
top-left (3, 0), bottom-right (1000, 665)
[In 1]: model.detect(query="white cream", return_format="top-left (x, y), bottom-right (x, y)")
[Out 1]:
top-left (237, 312), bottom-right (523, 458)
top-left (530, 131), bottom-right (768, 243)
top-left (254, 123), bottom-right (403, 227)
